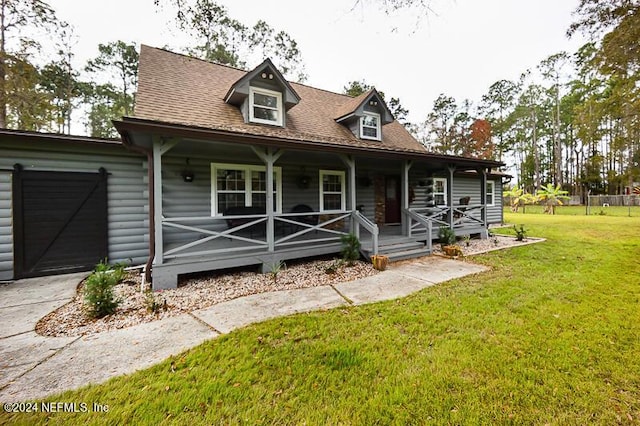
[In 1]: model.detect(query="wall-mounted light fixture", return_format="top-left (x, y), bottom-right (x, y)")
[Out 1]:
top-left (181, 158), bottom-right (195, 183)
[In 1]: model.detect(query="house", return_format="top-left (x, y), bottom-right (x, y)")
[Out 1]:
top-left (112, 45), bottom-right (504, 289)
top-left (0, 130), bottom-right (148, 281)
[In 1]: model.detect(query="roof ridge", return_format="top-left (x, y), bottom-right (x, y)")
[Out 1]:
top-left (141, 44), bottom-right (356, 101)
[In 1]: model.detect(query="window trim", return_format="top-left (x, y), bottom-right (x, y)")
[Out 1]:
top-left (485, 181), bottom-right (495, 207)
top-left (249, 87), bottom-right (283, 126)
top-left (360, 112), bottom-right (381, 141)
top-left (211, 163), bottom-right (282, 216)
top-left (319, 170), bottom-right (346, 212)
top-left (433, 177), bottom-right (447, 206)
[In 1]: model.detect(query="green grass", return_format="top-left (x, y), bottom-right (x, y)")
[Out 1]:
top-left (3, 214), bottom-right (640, 425)
top-left (508, 204), bottom-right (640, 217)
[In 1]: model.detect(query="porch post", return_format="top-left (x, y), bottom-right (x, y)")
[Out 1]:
top-left (152, 139), bottom-right (164, 264)
top-left (447, 165), bottom-right (455, 229)
top-left (266, 148), bottom-right (275, 252)
top-left (252, 146), bottom-right (283, 252)
top-left (401, 160), bottom-right (412, 235)
top-left (151, 137), bottom-right (179, 265)
top-left (339, 155), bottom-right (357, 236)
top-left (479, 167), bottom-right (488, 236)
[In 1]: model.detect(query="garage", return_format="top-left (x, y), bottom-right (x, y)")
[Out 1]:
top-left (12, 165), bottom-right (108, 278)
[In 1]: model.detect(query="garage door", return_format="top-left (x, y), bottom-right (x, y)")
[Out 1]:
top-left (12, 166), bottom-right (108, 278)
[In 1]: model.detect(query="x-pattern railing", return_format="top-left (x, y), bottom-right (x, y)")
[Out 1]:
top-left (162, 214), bottom-right (267, 259)
top-left (274, 211), bottom-right (350, 248)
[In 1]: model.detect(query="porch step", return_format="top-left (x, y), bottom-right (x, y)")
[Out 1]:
top-left (362, 240), bottom-right (431, 263)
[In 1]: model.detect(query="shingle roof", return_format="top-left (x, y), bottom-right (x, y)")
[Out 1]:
top-left (133, 45), bottom-right (427, 154)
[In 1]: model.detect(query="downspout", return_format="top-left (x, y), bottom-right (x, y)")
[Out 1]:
top-left (120, 132), bottom-right (155, 283)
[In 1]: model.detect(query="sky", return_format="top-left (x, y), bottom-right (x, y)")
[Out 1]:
top-left (48, 0), bottom-right (587, 129)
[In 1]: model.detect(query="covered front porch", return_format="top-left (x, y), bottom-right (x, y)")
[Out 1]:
top-left (140, 133), bottom-right (497, 289)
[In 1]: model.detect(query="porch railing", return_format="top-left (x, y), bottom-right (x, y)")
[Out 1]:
top-left (162, 214), bottom-right (268, 260)
top-left (351, 210), bottom-right (379, 256)
top-left (161, 211), bottom-right (354, 261)
top-left (403, 208), bottom-right (433, 252)
top-left (451, 204), bottom-right (485, 230)
top-left (274, 211), bottom-right (350, 248)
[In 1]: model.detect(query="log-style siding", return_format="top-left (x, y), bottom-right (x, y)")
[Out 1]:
top-left (0, 138), bottom-right (148, 279)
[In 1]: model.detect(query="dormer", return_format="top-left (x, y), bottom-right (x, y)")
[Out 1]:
top-left (224, 58), bottom-right (300, 127)
top-left (334, 89), bottom-right (394, 141)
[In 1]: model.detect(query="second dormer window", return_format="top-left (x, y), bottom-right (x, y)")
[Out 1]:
top-left (249, 87), bottom-right (283, 126)
top-left (360, 112), bottom-right (381, 140)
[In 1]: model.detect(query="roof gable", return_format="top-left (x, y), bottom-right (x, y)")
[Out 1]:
top-left (224, 58), bottom-right (300, 110)
top-left (334, 88), bottom-right (394, 125)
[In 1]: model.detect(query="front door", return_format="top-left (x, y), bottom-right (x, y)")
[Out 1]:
top-left (384, 175), bottom-right (401, 223)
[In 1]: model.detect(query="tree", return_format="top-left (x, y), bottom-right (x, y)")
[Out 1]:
top-left (425, 93), bottom-right (457, 154)
top-left (342, 79), bottom-right (410, 125)
top-left (171, 0), bottom-right (307, 82)
top-left (467, 118), bottom-right (494, 160)
top-left (84, 41), bottom-right (139, 137)
top-left (535, 183), bottom-right (570, 214)
top-left (0, 0), bottom-right (58, 128)
top-left (39, 23), bottom-right (82, 133)
top-left (479, 79), bottom-right (519, 162)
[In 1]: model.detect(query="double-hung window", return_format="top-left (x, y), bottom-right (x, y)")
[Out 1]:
top-left (211, 163), bottom-right (282, 215)
top-left (360, 112), bottom-right (381, 140)
top-left (433, 178), bottom-right (447, 206)
top-left (485, 181), bottom-right (495, 206)
top-left (249, 87), bottom-right (283, 126)
top-left (319, 170), bottom-right (346, 212)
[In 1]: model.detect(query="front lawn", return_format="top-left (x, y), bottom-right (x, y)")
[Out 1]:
top-left (4, 213), bottom-right (640, 425)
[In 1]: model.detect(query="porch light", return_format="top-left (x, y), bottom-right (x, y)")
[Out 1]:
top-left (181, 158), bottom-right (195, 183)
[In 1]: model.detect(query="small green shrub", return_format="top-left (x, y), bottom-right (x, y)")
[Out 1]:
top-left (340, 233), bottom-right (361, 265)
top-left (265, 260), bottom-right (286, 284)
top-left (438, 226), bottom-right (456, 249)
top-left (513, 224), bottom-right (527, 241)
top-left (84, 260), bottom-right (125, 319)
top-left (144, 290), bottom-right (167, 314)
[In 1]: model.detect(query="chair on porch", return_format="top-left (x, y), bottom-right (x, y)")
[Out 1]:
top-left (454, 196), bottom-right (471, 220)
top-left (223, 206), bottom-right (266, 238)
top-left (286, 204), bottom-right (318, 235)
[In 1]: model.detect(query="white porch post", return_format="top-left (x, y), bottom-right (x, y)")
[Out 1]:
top-left (447, 165), bottom-right (455, 229)
top-left (480, 167), bottom-right (488, 236)
top-left (152, 137), bottom-right (179, 265)
top-left (252, 147), bottom-right (283, 252)
top-left (339, 155), bottom-right (357, 236)
top-left (401, 160), bottom-right (412, 235)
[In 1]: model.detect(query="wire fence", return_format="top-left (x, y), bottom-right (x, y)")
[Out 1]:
top-left (503, 195), bottom-right (640, 217)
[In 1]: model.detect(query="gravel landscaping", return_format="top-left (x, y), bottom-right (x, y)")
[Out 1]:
top-left (36, 234), bottom-right (538, 338)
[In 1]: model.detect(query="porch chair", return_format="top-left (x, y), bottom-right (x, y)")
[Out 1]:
top-left (454, 196), bottom-right (471, 221)
top-left (288, 204), bottom-right (318, 234)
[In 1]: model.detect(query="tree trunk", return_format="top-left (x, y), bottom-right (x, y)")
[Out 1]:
top-left (0, 0), bottom-right (7, 129)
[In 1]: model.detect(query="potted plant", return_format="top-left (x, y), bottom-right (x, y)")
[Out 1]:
top-left (370, 254), bottom-right (389, 271)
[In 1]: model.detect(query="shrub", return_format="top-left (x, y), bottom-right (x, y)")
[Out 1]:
top-left (340, 233), bottom-right (361, 265)
top-left (84, 260), bottom-right (125, 319)
top-left (438, 226), bottom-right (456, 249)
top-left (513, 224), bottom-right (527, 241)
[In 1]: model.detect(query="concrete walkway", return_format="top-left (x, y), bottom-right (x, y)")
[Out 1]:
top-left (0, 257), bottom-right (487, 403)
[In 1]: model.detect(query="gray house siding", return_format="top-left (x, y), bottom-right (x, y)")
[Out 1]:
top-left (0, 139), bottom-right (148, 279)
top-left (0, 171), bottom-right (12, 280)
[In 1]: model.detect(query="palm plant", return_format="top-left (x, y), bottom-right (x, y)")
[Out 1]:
top-left (535, 183), bottom-right (569, 214)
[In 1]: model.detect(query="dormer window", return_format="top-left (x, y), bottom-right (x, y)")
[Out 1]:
top-left (249, 87), bottom-right (283, 126)
top-left (360, 112), bottom-right (381, 140)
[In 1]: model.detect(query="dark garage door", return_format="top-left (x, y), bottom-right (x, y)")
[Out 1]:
top-left (12, 166), bottom-right (108, 278)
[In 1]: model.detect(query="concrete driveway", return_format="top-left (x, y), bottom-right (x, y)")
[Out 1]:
top-left (0, 257), bottom-right (488, 403)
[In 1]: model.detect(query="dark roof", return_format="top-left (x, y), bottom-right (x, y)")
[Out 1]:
top-left (334, 88), bottom-right (394, 124)
top-left (132, 45), bottom-right (427, 155)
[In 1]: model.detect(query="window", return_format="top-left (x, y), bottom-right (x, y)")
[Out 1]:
top-left (249, 87), bottom-right (283, 126)
top-left (211, 163), bottom-right (281, 215)
top-left (319, 170), bottom-right (346, 212)
top-left (433, 178), bottom-right (447, 206)
top-left (485, 181), bottom-right (495, 206)
top-left (360, 112), bottom-right (381, 140)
